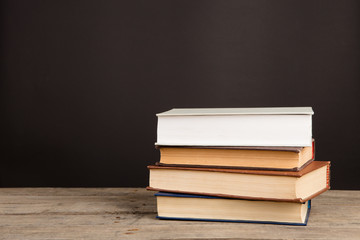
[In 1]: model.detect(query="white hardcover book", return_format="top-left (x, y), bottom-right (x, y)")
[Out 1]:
top-left (156, 107), bottom-right (313, 147)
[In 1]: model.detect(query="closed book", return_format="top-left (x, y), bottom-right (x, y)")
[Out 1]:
top-left (147, 161), bottom-right (330, 203)
top-left (157, 140), bottom-right (315, 171)
top-left (156, 107), bottom-right (313, 147)
top-left (155, 192), bottom-right (311, 226)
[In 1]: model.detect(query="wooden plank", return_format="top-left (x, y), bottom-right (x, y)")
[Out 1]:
top-left (0, 187), bottom-right (145, 196)
top-left (1, 224), bottom-right (360, 240)
top-left (0, 188), bottom-right (359, 240)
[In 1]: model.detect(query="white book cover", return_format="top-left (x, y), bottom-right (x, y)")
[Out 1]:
top-left (156, 107), bottom-right (313, 147)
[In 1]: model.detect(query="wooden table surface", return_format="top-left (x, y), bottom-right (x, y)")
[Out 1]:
top-left (0, 188), bottom-right (359, 240)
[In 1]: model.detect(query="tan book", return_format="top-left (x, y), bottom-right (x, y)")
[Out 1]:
top-left (155, 192), bottom-right (311, 225)
top-left (147, 161), bottom-right (330, 203)
top-left (157, 141), bottom-right (314, 171)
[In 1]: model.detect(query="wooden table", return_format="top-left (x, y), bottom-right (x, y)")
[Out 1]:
top-left (0, 188), bottom-right (359, 239)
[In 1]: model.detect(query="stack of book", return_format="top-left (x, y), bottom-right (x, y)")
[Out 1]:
top-left (147, 107), bottom-right (330, 226)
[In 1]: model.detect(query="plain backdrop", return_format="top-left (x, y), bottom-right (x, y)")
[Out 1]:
top-left (1, 0), bottom-right (359, 189)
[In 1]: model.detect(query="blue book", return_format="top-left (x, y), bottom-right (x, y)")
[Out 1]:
top-left (155, 192), bottom-right (311, 226)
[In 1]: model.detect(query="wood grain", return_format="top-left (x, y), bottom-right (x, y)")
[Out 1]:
top-left (0, 188), bottom-right (359, 240)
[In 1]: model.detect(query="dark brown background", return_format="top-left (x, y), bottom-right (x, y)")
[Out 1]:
top-left (1, 0), bottom-right (359, 189)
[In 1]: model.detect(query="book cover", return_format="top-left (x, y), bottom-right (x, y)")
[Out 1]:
top-left (156, 107), bottom-right (314, 116)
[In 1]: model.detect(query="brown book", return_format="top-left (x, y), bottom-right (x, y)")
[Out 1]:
top-left (147, 161), bottom-right (330, 203)
top-left (157, 141), bottom-right (315, 171)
